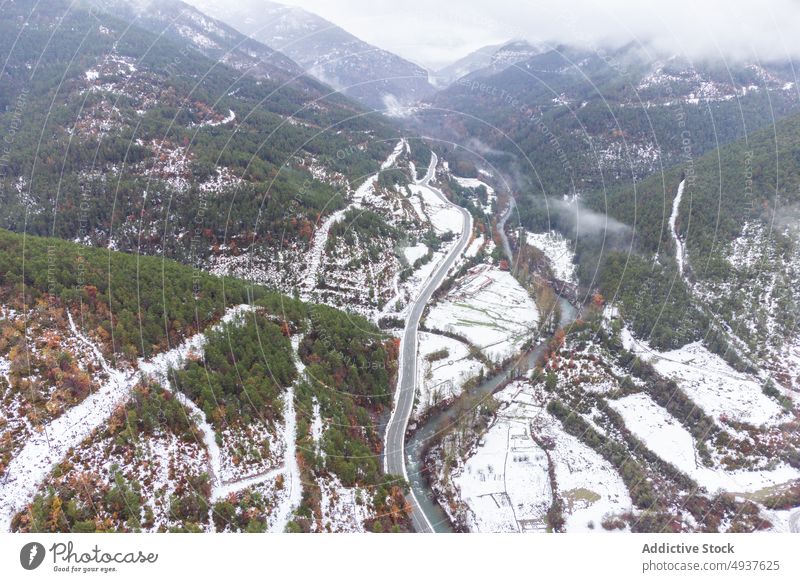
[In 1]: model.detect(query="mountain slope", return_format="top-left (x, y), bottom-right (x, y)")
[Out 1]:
top-left (418, 44), bottom-right (799, 309)
top-left (600, 111), bottom-right (800, 389)
top-left (0, 228), bottom-right (408, 532)
top-left (434, 39), bottom-right (543, 87)
top-left (0, 0), bottom-right (436, 317)
top-left (425, 44), bottom-right (799, 207)
top-left (85, 0), bottom-right (336, 91)
top-left (186, 0), bottom-right (436, 110)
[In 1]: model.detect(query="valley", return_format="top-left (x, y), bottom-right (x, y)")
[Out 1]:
top-left (383, 152), bottom-right (472, 532)
top-left (0, 0), bottom-right (798, 537)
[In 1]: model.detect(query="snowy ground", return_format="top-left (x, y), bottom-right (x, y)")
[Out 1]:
top-left (524, 230), bottom-right (578, 283)
top-left (408, 183), bottom-right (464, 235)
top-left (402, 242), bottom-right (428, 264)
top-left (452, 175), bottom-right (496, 215)
top-left (4, 311), bottom-right (311, 533)
top-left (670, 180), bottom-right (687, 277)
top-left (302, 387), bottom-right (374, 532)
top-left (0, 312), bottom-right (137, 531)
top-left (314, 475), bottom-right (373, 533)
top-left (380, 239), bottom-right (460, 322)
top-left (0, 306), bottom-right (110, 475)
top-left (544, 338), bottom-right (632, 396)
top-left (0, 305), bottom-right (260, 531)
top-left (465, 234), bottom-right (485, 259)
top-left (456, 416), bottom-right (551, 532)
top-left (266, 336), bottom-right (304, 532)
top-left (381, 139), bottom-right (408, 170)
top-left (298, 139), bottom-right (408, 302)
top-left (425, 264), bottom-right (539, 361)
top-left (196, 108), bottom-right (235, 127)
top-left (379, 153), bottom-right (473, 322)
top-left (670, 210), bottom-right (800, 398)
top-left (60, 423), bottom-right (208, 531)
top-left (621, 329), bottom-right (788, 426)
top-left (608, 392), bottom-right (799, 494)
top-left (141, 316), bottom-right (303, 531)
top-left (453, 381), bottom-right (631, 532)
top-left (717, 220), bottom-right (800, 393)
top-left (299, 205), bottom-right (353, 299)
top-left (209, 140), bottom-right (454, 326)
top-left (414, 332), bottom-right (486, 419)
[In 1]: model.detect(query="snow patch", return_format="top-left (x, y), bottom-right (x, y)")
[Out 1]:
top-left (524, 230), bottom-right (577, 283)
top-left (609, 392), bottom-right (799, 494)
top-left (426, 264), bottom-right (539, 361)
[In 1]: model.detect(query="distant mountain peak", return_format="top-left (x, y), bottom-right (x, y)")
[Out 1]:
top-left (433, 38), bottom-right (544, 87)
top-left (185, 0), bottom-right (436, 110)
top-left (85, 0), bottom-right (310, 85)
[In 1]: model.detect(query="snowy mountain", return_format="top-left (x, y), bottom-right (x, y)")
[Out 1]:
top-left (424, 43), bottom-right (800, 207)
top-left (2, 0), bottom-right (799, 538)
top-left (434, 39), bottom-right (544, 87)
top-left (184, 0), bottom-right (436, 111)
top-left (85, 0), bottom-right (321, 90)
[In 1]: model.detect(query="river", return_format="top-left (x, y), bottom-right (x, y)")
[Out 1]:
top-left (405, 296), bottom-right (579, 532)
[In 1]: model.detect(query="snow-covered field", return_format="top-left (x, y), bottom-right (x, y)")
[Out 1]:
top-left (608, 392), bottom-right (799, 493)
top-left (465, 234), bottom-right (485, 258)
top-left (456, 416), bottom-right (552, 532)
top-left (621, 329), bottom-right (787, 426)
top-left (402, 242), bottom-right (428, 264)
top-left (453, 381), bottom-right (631, 532)
top-left (414, 332), bottom-right (486, 418)
top-left (408, 183), bottom-right (464, 235)
top-left (524, 230), bottom-right (578, 283)
top-left (426, 264), bottom-right (539, 361)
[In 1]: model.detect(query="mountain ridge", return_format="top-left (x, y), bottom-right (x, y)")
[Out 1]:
top-left (186, 0), bottom-right (437, 110)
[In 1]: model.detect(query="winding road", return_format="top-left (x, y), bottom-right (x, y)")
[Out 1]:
top-left (383, 152), bottom-right (473, 532)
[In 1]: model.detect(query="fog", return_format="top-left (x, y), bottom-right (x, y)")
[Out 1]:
top-left (242, 0), bottom-right (800, 69)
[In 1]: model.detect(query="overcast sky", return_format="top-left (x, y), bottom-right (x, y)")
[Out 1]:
top-left (270, 0), bottom-right (800, 69)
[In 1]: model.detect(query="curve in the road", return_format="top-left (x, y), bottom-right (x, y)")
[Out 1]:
top-left (383, 152), bottom-right (473, 533)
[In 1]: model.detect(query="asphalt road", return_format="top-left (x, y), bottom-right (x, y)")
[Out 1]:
top-left (383, 153), bottom-right (473, 532)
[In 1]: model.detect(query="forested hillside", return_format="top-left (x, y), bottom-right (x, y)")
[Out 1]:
top-left (0, 227), bottom-right (405, 532)
top-left (0, 227), bottom-right (257, 360)
top-left (597, 112), bottom-right (800, 388)
top-left (426, 45), bottom-right (798, 209)
top-left (0, 0), bottom-right (406, 287)
top-left (419, 44), bottom-right (800, 356)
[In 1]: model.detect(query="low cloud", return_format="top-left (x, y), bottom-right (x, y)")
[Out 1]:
top-left (274, 0), bottom-right (800, 69)
top-left (546, 198), bottom-right (631, 241)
